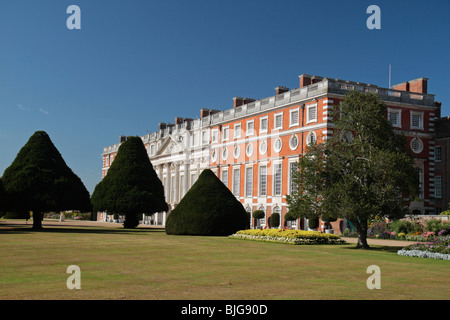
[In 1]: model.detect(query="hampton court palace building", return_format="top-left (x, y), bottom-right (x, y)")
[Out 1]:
top-left (98, 73), bottom-right (448, 232)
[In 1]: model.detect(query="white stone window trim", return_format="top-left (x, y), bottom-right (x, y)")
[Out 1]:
top-left (222, 147), bottom-right (228, 160)
top-left (274, 111), bottom-right (283, 130)
top-left (246, 142), bottom-right (254, 157)
top-left (246, 120), bottom-right (255, 136)
top-left (387, 108), bottom-right (402, 128)
top-left (260, 116), bottom-right (269, 134)
top-left (289, 107), bottom-right (300, 127)
top-left (211, 148), bottom-right (218, 162)
top-left (273, 137), bottom-right (283, 153)
top-left (307, 131), bottom-right (317, 146)
top-left (259, 140), bottom-right (267, 155)
top-left (234, 123), bottom-right (241, 139)
top-left (233, 145), bottom-right (241, 159)
top-left (410, 137), bottom-right (424, 154)
top-left (211, 129), bottom-right (219, 143)
top-left (222, 126), bottom-right (230, 142)
top-left (410, 111), bottom-right (424, 130)
top-left (306, 103), bottom-right (318, 125)
top-left (289, 134), bottom-right (299, 150)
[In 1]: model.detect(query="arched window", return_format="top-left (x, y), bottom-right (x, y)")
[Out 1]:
top-left (307, 131), bottom-right (317, 146)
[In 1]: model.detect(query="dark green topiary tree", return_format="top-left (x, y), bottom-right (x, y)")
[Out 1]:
top-left (0, 179), bottom-right (6, 218)
top-left (270, 213), bottom-right (280, 228)
top-left (308, 216), bottom-right (319, 230)
top-left (91, 136), bottom-right (168, 228)
top-left (284, 211), bottom-right (296, 221)
top-left (252, 210), bottom-right (265, 220)
top-left (165, 169), bottom-right (249, 236)
top-left (1, 131), bottom-right (92, 230)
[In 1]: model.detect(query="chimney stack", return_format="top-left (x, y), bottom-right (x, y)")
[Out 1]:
top-left (299, 74), bottom-right (312, 88)
top-left (175, 117), bottom-right (184, 125)
top-left (275, 86), bottom-right (289, 95)
top-left (233, 97), bottom-right (244, 108)
top-left (200, 108), bottom-right (220, 118)
top-left (392, 77), bottom-right (428, 94)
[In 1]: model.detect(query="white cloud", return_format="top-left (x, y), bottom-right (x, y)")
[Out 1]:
top-left (39, 108), bottom-right (49, 115)
top-left (17, 104), bottom-right (30, 111)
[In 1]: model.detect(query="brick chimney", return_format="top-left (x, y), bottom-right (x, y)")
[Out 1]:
top-left (175, 117), bottom-right (184, 125)
top-left (392, 77), bottom-right (428, 94)
top-left (200, 108), bottom-right (210, 118)
top-left (233, 97), bottom-right (255, 108)
top-left (119, 136), bottom-right (127, 143)
top-left (409, 78), bottom-right (428, 94)
top-left (275, 86), bottom-right (289, 95)
top-left (299, 74), bottom-right (312, 88)
top-left (243, 97), bottom-right (255, 104)
top-left (200, 108), bottom-right (220, 118)
top-left (311, 75), bottom-right (323, 84)
top-left (233, 97), bottom-right (244, 108)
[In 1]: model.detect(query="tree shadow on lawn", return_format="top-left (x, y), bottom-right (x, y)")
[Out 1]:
top-left (342, 245), bottom-right (404, 253)
top-left (0, 222), bottom-right (165, 235)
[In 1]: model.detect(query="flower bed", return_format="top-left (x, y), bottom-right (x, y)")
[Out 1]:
top-left (229, 229), bottom-right (348, 245)
top-left (397, 235), bottom-right (450, 260)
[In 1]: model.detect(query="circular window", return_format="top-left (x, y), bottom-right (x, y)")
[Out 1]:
top-left (410, 138), bottom-right (423, 154)
top-left (233, 145), bottom-right (240, 159)
top-left (307, 131), bottom-right (317, 146)
top-left (246, 143), bottom-right (254, 157)
top-left (259, 140), bottom-right (267, 155)
top-left (289, 134), bottom-right (299, 150)
top-left (274, 137), bottom-right (282, 153)
top-left (222, 148), bottom-right (228, 160)
top-left (211, 149), bottom-right (217, 162)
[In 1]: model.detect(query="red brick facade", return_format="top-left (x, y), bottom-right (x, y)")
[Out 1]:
top-left (101, 73), bottom-right (444, 231)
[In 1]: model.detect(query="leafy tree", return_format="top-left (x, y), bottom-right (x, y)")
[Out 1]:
top-left (1, 131), bottom-right (92, 230)
top-left (287, 91), bottom-right (419, 248)
top-left (91, 136), bottom-right (168, 228)
top-left (165, 169), bottom-right (249, 236)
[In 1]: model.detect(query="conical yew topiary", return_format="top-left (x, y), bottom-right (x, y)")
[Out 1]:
top-left (91, 136), bottom-right (168, 228)
top-left (1, 131), bottom-right (92, 229)
top-left (165, 169), bottom-right (249, 236)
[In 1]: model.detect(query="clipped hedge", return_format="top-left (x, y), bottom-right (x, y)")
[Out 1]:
top-left (229, 229), bottom-right (348, 245)
top-left (165, 169), bottom-right (249, 236)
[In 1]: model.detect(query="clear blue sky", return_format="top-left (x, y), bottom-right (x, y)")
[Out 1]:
top-left (0, 0), bottom-right (449, 195)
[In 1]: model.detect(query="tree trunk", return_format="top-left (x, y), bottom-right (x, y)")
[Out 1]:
top-left (32, 210), bottom-right (44, 230)
top-left (356, 231), bottom-right (370, 249)
top-left (123, 213), bottom-right (139, 229)
top-left (350, 218), bottom-right (370, 249)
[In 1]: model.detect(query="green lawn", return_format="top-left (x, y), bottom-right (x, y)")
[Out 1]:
top-left (1, 220), bottom-right (449, 300)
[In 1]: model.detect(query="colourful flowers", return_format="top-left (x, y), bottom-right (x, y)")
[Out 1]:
top-left (229, 229), bottom-right (348, 245)
top-left (397, 235), bottom-right (450, 260)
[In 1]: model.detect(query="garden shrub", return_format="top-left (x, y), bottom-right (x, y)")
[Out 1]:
top-left (284, 211), bottom-right (296, 221)
top-left (252, 210), bottom-right (265, 220)
top-left (270, 213), bottom-right (280, 228)
top-left (390, 220), bottom-right (422, 235)
top-left (165, 169), bottom-right (249, 236)
top-left (308, 216), bottom-right (319, 229)
top-left (426, 220), bottom-right (450, 233)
